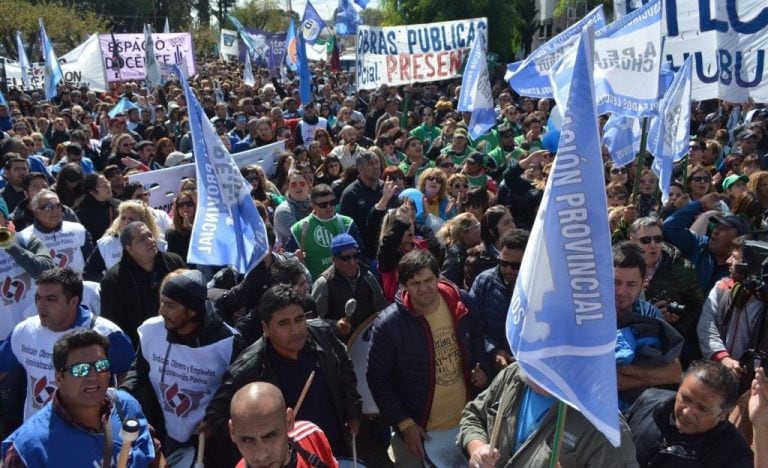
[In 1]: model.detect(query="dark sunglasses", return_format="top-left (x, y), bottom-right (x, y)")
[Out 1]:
top-left (690, 176), bottom-right (711, 183)
top-left (335, 253), bottom-right (359, 262)
top-left (635, 235), bottom-right (664, 245)
top-left (38, 202), bottom-right (63, 211)
top-left (610, 167), bottom-right (628, 175)
top-left (246, 175), bottom-right (260, 183)
top-left (177, 201), bottom-right (194, 208)
top-left (607, 192), bottom-right (628, 199)
top-left (426, 176), bottom-right (443, 183)
top-left (452, 183), bottom-right (468, 189)
top-left (314, 200), bottom-right (337, 208)
top-left (499, 259), bottom-right (522, 270)
top-left (60, 358), bottom-right (111, 378)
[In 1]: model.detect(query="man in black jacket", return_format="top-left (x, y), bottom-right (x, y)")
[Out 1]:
top-left (205, 284), bottom-right (361, 466)
top-left (627, 360), bottom-right (753, 467)
top-left (121, 269), bottom-right (245, 461)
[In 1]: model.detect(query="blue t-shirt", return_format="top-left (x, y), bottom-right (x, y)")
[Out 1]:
top-left (514, 386), bottom-right (556, 451)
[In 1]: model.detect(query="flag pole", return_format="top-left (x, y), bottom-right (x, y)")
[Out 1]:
top-left (631, 116), bottom-right (651, 205)
top-left (549, 401), bottom-right (569, 468)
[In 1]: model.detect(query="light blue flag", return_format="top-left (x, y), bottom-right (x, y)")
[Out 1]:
top-left (108, 96), bottom-right (140, 118)
top-left (602, 115), bottom-right (641, 167)
top-left (284, 19), bottom-right (299, 72)
top-left (506, 27), bottom-right (621, 447)
top-left (505, 5), bottom-right (605, 98)
top-left (301, 0), bottom-right (327, 45)
top-left (353, 0), bottom-right (369, 8)
top-left (229, 15), bottom-right (261, 58)
top-left (457, 32), bottom-right (495, 140)
top-left (144, 24), bottom-right (163, 89)
top-left (39, 19), bottom-right (64, 101)
top-left (163, 17), bottom-right (170, 34)
top-left (172, 65), bottom-right (269, 273)
top-left (593, 0), bottom-right (662, 118)
top-left (335, 0), bottom-right (362, 36)
top-left (650, 57), bottom-right (693, 204)
top-left (297, 32), bottom-right (312, 103)
top-left (244, 49), bottom-right (256, 87)
top-left (0, 90), bottom-right (7, 107)
top-left (613, 0), bottom-right (651, 19)
top-left (16, 32), bottom-right (31, 89)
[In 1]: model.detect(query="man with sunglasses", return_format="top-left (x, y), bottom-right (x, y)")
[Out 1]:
top-left (469, 229), bottom-right (529, 373)
top-left (0, 268), bottom-right (134, 422)
top-left (17, 189), bottom-right (94, 274)
top-left (285, 185), bottom-right (363, 280)
top-left (2, 329), bottom-right (157, 467)
top-left (312, 234), bottom-right (388, 339)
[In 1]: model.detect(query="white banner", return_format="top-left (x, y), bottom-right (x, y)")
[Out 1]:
top-left (220, 28), bottom-right (239, 61)
top-left (356, 18), bottom-right (488, 90)
top-left (98, 33), bottom-right (196, 82)
top-left (2, 34), bottom-right (108, 92)
top-left (662, 0), bottom-right (768, 102)
top-left (128, 141), bottom-right (284, 212)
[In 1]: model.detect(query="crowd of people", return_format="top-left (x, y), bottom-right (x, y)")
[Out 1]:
top-left (1, 54), bottom-right (768, 467)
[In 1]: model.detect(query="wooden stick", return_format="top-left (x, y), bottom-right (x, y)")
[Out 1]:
top-left (194, 432), bottom-right (206, 468)
top-left (489, 390), bottom-right (512, 449)
top-left (294, 371), bottom-right (315, 416)
top-left (352, 432), bottom-right (358, 468)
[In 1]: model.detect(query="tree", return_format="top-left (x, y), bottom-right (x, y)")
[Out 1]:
top-left (510, 0), bottom-right (539, 58)
top-left (360, 8), bottom-right (384, 27)
top-left (229, 0), bottom-right (291, 32)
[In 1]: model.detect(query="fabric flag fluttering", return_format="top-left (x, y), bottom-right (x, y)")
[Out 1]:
top-left (353, 0), bottom-right (369, 8)
top-left (602, 115), bottom-right (642, 168)
top-left (229, 15), bottom-right (261, 59)
top-left (15, 32), bottom-right (31, 89)
top-left (143, 24), bottom-right (162, 89)
top-left (506, 26), bottom-right (621, 447)
top-left (593, 0), bottom-right (662, 118)
top-left (108, 96), bottom-right (140, 118)
top-left (172, 65), bottom-right (269, 273)
top-left (244, 49), bottom-right (256, 87)
top-left (613, 0), bottom-right (651, 19)
top-left (335, 0), bottom-right (362, 36)
top-left (0, 88), bottom-right (7, 107)
top-left (39, 19), bottom-right (64, 101)
top-left (163, 17), bottom-right (170, 34)
top-left (650, 57), bottom-right (693, 204)
top-left (297, 30), bottom-right (312, 104)
top-left (301, 0), bottom-right (327, 45)
top-left (457, 31), bottom-right (495, 140)
top-left (505, 6), bottom-right (606, 98)
top-left (283, 19), bottom-right (299, 72)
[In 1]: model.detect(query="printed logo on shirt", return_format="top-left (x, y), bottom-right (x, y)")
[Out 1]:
top-left (161, 382), bottom-right (206, 417)
top-left (312, 225), bottom-right (334, 248)
top-left (31, 375), bottom-right (56, 408)
top-left (2, 275), bottom-right (29, 304)
top-left (50, 247), bottom-right (75, 268)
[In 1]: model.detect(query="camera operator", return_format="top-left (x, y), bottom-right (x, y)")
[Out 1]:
top-left (630, 217), bottom-right (705, 368)
top-left (698, 235), bottom-right (768, 388)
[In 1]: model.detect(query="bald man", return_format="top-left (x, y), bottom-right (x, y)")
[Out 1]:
top-left (229, 382), bottom-right (338, 468)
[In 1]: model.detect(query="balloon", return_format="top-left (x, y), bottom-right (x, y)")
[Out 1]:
top-left (542, 129), bottom-right (561, 154)
top-left (548, 106), bottom-right (563, 131)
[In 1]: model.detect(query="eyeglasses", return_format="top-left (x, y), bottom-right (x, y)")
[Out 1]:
top-left (610, 167), bottom-right (628, 175)
top-left (290, 180), bottom-right (307, 188)
top-left (691, 176), bottom-right (710, 183)
top-left (336, 253), bottom-right (359, 262)
top-left (61, 358), bottom-right (111, 378)
top-left (499, 259), bottom-right (522, 270)
top-left (38, 202), bottom-right (62, 211)
top-left (607, 192), bottom-right (628, 200)
top-left (177, 201), bottom-right (194, 208)
top-left (452, 183), bottom-right (468, 189)
top-left (246, 175), bottom-right (260, 183)
top-left (314, 199), bottom-right (337, 208)
top-left (426, 176), bottom-right (442, 183)
top-left (689, 145), bottom-right (702, 151)
top-left (634, 235), bottom-right (664, 245)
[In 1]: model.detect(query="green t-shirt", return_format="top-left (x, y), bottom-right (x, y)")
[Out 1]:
top-left (290, 214), bottom-right (353, 279)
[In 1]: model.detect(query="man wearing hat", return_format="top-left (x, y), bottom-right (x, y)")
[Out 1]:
top-left (400, 135), bottom-right (435, 184)
top-left (295, 102), bottom-right (331, 147)
top-left (121, 268), bottom-right (245, 460)
top-left (462, 152), bottom-right (497, 192)
top-left (722, 174), bottom-right (749, 203)
top-left (441, 127), bottom-right (481, 166)
top-left (312, 233), bottom-right (388, 339)
top-left (664, 192), bottom-right (751, 292)
top-left (738, 129), bottom-right (759, 157)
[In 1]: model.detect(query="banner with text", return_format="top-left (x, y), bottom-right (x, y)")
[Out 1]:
top-left (238, 29), bottom-right (287, 77)
top-left (98, 33), bottom-right (196, 82)
top-left (2, 34), bottom-right (108, 92)
top-left (356, 18), bottom-right (487, 90)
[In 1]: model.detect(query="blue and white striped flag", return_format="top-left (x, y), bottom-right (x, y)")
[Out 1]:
top-left (301, 0), bottom-right (327, 45)
top-left (457, 31), bottom-right (495, 140)
top-left (229, 15), bottom-right (261, 59)
top-left (507, 26), bottom-right (621, 447)
top-left (16, 32), bottom-right (31, 89)
top-left (144, 24), bottom-right (163, 89)
top-left (602, 114), bottom-right (642, 168)
top-left (173, 65), bottom-right (269, 273)
top-left (650, 57), bottom-right (693, 204)
top-left (39, 19), bottom-right (64, 101)
top-left (335, 0), bottom-right (362, 36)
top-left (108, 96), bottom-right (140, 118)
top-left (505, 6), bottom-right (605, 98)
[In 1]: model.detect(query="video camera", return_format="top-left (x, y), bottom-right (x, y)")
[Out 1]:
top-left (734, 240), bottom-right (768, 296)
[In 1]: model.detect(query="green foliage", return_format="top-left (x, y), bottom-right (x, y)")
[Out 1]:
top-left (229, 0), bottom-right (291, 32)
top-left (360, 8), bottom-right (384, 27)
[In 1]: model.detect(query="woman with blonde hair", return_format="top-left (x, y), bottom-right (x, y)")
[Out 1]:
top-left (82, 200), bottom-right (166, 281)
top-left (437, 212), bottom-right (481, 287)
top-left (417, 167), bottom-right (450, 223)
top-left (748, 170), bottom-right (768, 210)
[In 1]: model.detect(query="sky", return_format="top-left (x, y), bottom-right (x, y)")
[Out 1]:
top-left (242, 0), bottom-right (381, 22)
